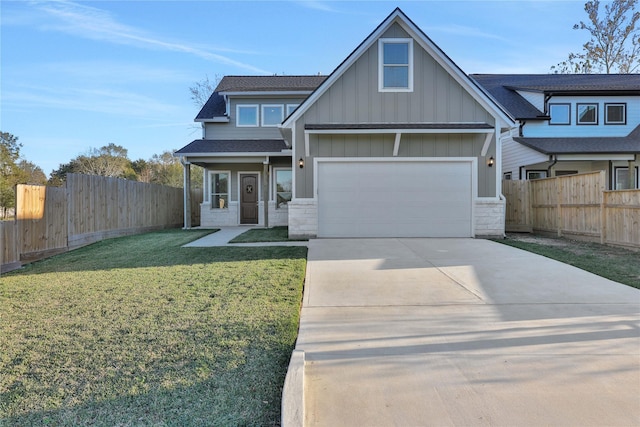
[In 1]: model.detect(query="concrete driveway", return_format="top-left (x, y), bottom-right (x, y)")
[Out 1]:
top-left (284, 238), bottom-right (640, 426)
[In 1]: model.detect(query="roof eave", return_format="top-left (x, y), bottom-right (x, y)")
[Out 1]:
top-left (219, 90), bottom-right (314, 97)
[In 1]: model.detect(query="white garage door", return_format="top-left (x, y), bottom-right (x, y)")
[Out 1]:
top-left (317, 161), bottom-right (473, 238)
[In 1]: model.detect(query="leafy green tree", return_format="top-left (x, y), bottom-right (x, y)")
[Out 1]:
top-left (74, 143), bottom-right (135, 178)
top-left (17, 160), bottom-right (47, 185)
top-left (133, 150), bottom-right (202, 188)
top-left (552, 0), bottom-right (640, 73)
top-left (0, 132), bottom-right (48, 217)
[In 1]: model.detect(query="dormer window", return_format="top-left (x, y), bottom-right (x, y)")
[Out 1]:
top-left (378, 38), bottom-right (413, 92)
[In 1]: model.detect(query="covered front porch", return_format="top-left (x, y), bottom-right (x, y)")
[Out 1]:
top-left (175, 139), bottom-right (293, 229)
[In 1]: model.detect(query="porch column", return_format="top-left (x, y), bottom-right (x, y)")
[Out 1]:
top-left (629, 157), bottom-right (637, 189)
top-left (263, 160), bottom-right (269, 228)
top-left (182, 160), bottom-right (191, 229)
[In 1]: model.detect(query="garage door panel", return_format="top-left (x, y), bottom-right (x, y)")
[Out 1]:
top-left (318, 161), bottom-right (473, 238)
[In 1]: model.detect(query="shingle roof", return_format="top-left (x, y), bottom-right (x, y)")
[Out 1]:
top-left (215, 75), bottom-right (327, 93)
top-left (175, 139), bottom-right (289, 155)
top-left (195, 75), bottom-right (327, 121)
top-left (513, 125), bottom-right (640, 154)
top-left (470, 74), bottom-right (640, 120)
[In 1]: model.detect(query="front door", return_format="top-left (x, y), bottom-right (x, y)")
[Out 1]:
top-left (240, 174), bottom-right (259, 224)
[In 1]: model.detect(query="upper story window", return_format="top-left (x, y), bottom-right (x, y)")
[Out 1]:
top-left (378, 38), bottom-right (413, 92)
top-left (605, 103), bottom-right (626, 125)
top-left (549, 103), bottom-right (570, 125)
top-left (236, 105), bottom-right (259, 127)
top-left (577, 103), bottom-right (598, 125)
top-left (261, 105), bottom-right (284, 127)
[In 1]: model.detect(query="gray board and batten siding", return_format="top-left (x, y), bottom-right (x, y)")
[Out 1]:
top-left (204, 97), bottom-right (308, 140)
top-left (292, 23), bottom-right (498, 199)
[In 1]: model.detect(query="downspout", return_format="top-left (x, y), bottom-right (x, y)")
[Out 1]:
top-left (180, 156), bottom-right (192, 229)
top-left (547, 154), bottom-right (557, 178)
top-left (263, 157), bottom-right (269, 228)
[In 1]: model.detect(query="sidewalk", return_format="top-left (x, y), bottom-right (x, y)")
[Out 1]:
top-left (183, 227), bottom-right (308, 247)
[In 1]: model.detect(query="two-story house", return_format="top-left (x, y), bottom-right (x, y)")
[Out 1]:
top-left (176, 8), bottom-right (515, 238)
top-left (471, 74), bottom-right (640, 189)
top-left (175, 75), bottom-right (326, 229)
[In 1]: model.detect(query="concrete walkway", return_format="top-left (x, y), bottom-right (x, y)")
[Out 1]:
top-left (285, 238), bottom-right (640, 426)
top-left (183, 227), bottom-right (308, 247)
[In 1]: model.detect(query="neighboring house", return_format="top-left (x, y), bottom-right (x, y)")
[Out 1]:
top-left (175, 8), bottom-right (516, 238)
top-left (471, 74), bottom-right (640, 189)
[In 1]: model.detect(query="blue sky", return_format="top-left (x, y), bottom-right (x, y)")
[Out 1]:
top-left (2, 0), bottom-right (589, 175)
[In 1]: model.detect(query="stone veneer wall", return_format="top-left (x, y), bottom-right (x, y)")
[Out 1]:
top-left (200, 202), bottom-right (239, 227)
top-left (474, 198), bottom-right (506, 238)
top-left (288, 199), bottom-right (317, 239)
top-left (288, 198), bottom-right (505, 238)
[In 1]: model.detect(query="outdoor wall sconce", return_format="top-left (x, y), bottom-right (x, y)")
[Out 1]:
top-left (488, 156), bottom-right (494, 167)
top-left (299, 158), bottom-right (304, 168)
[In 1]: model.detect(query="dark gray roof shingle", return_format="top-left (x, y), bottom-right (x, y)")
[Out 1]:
top-left (215, 75), bottom-right (327, 93)
top-left (513, 125), bottom-right (640, 154)
top-left (471, 74), bottom-right (640, 120)
top-left (195, 75), bottom-right (327, 121)
top-left (175, 139), bottom-right (289, 155)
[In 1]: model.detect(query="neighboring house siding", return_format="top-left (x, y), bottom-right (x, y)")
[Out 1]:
top-left (204, 97), bottom-right (306, 140)
top-left (502, 132), bottom-right (548, 179)
top-left (525, 95), bottom-right (640, 137)
top-left (516, 90), bottom-right (544, 112)
top-left (293, 23), bottom-right (497, 199)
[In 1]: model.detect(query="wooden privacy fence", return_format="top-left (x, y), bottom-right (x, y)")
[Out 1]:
top-left (2, 174), bottom-right (202, 273)
top-left (503, 171), bottom-right (640, 249)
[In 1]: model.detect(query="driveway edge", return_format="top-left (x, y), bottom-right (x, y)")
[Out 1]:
top-left (281, 349), bottom-right (305, 427)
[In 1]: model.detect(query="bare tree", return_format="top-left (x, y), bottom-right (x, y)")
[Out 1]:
top-left (189, 74), bottom-right (220, 108)
top-left (552, 0), bottom-right (640, 73)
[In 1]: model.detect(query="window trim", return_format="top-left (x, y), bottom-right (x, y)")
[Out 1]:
top-left (236, 104), bottom-right (259, 127)
top-left (549, 103), bottom-right (571, 125)
top-left (605, 103), bottom-right (626, 125)
top-left (273, 167), bottom-right (292, 209)
top-left (527, 170), bottom-right (548, 180)
top-left (614, 166), bottom-right (639, 189)
top-left (286, 104), bottom-right (299, 117)
top-left (503, 172), bottom-right (512, 180)
top-left (209, 170), bottom-right (231, 209)
top-left (576, 103), bottom-right (598, 125)
top-left (378, 38), bottom-right (414, 92)
top-left (261, 104), bottom-right (284, 127)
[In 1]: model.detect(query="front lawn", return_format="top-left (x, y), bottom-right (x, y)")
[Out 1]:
top-left (495, 234), bottom-right (640, 289)
top-left (229, 226), bottom-right (308, 243)
top-left (0, 229), bottom-right (307, 426)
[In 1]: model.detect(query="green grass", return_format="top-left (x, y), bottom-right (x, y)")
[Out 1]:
top-left (495, 235), bottom-right (640, 289)
top-left (229, 226), bottom-right (308, 243)
top-left (0, 229), bottom-right (307, 426)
